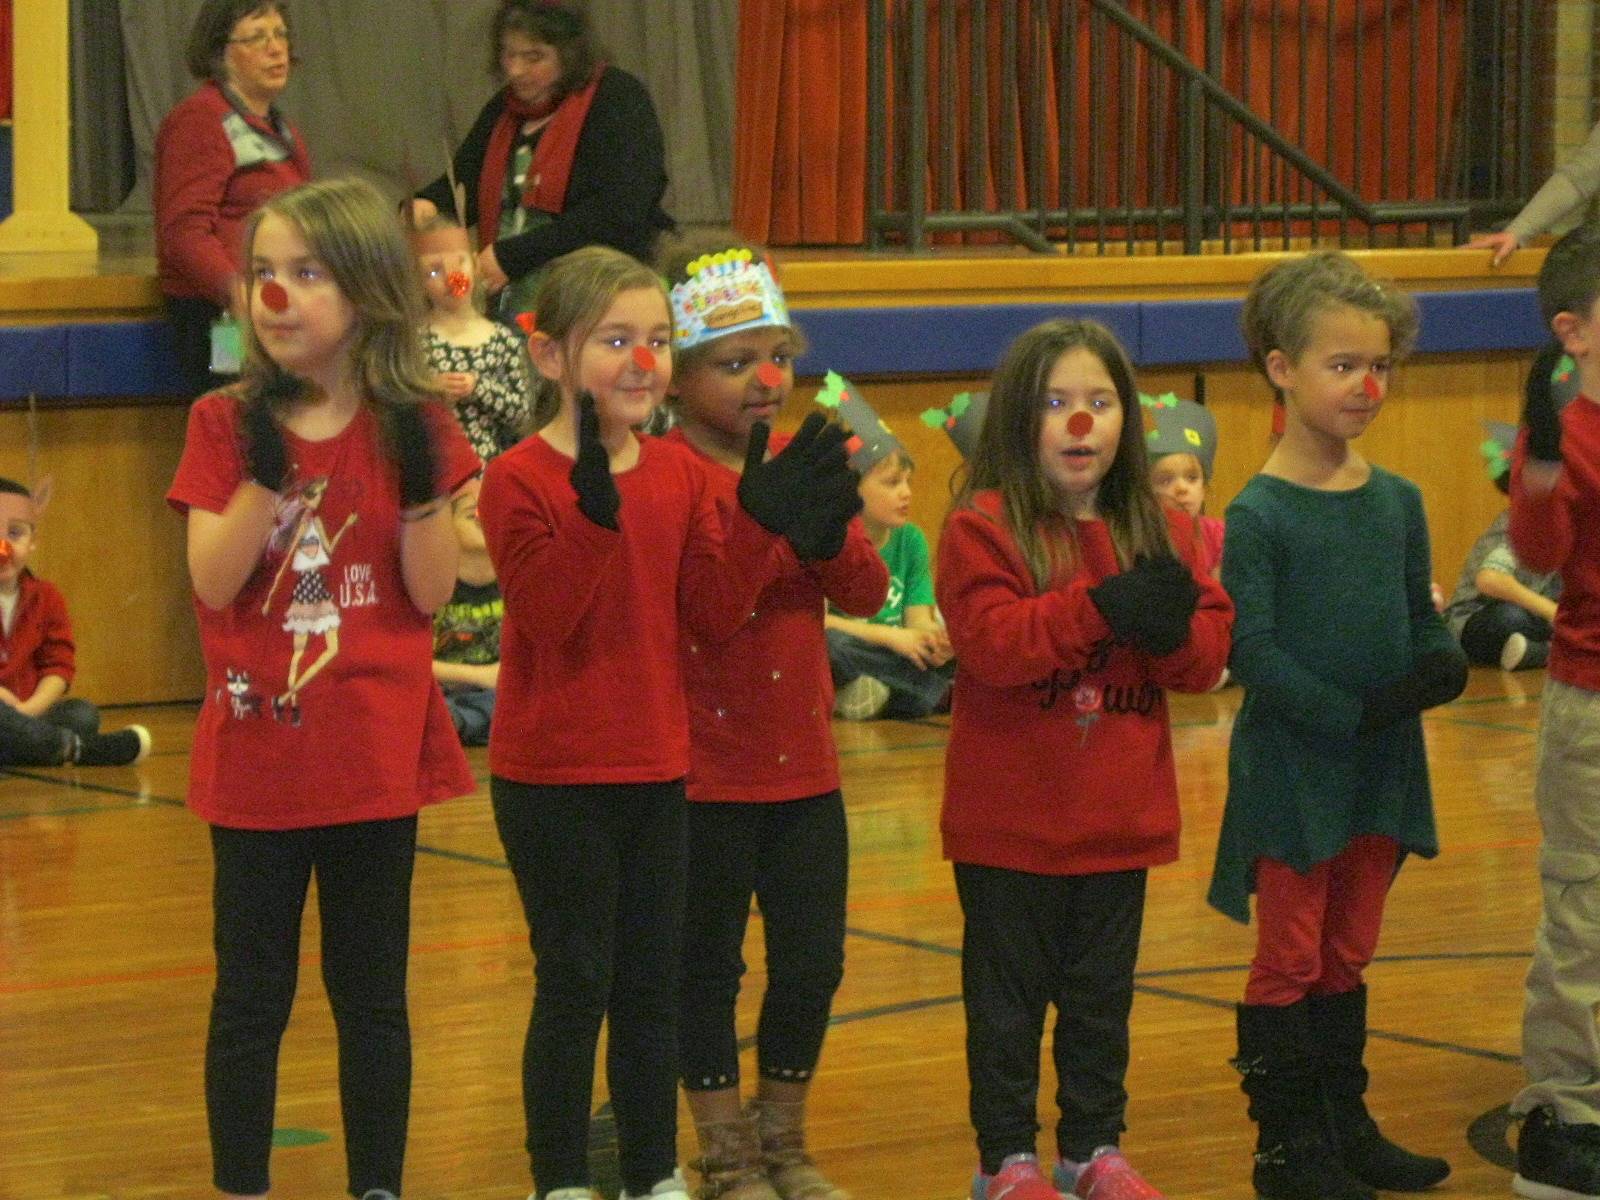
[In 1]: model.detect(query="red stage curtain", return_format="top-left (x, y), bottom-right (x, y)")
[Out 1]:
top-left (734, 0), bottom-right (1466, 247)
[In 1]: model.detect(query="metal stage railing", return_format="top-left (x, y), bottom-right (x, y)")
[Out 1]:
top-left (866, 0), bottom-right (1549, 254)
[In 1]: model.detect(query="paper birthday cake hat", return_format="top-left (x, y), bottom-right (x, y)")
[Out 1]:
top-left (670, 248), bottom-right (791, 352)
top-left (1140, 392), bottom-right (1218, 477)
top-left (921, 390), bottom-right (988, 459)
top-left (814, 370), bottom-right (902, 472)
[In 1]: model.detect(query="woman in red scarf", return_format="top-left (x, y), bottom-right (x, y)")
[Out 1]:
top-left (412, 0), bottom-right (675, 323)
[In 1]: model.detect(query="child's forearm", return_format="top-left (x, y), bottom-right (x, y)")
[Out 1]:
top-left (1475, 569), bottom-right (1560, 624)
top-left (400, 502), bottom-right (460, 614)
top-left (824, 612), bottom-right (897, 647)
top-left (187, 483), bottom-right (280, 611)
top-left (433, 659), bottom-right (498, 689)
top-left (16, 674), bottom-right (67, 717)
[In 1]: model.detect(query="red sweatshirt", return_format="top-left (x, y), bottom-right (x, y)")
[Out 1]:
top-left (155, 81), bottom-right (313, 305)
top-left (0, 572), bottom-right (75, 700)
top-left (1509, 394), bottom-right (1600, 692)
top-left (665, 429), bottom-right (890, 802)
top-left (936, 493), bottom-right (1233, 875)
top-left (479, 433), bottom-right (788, 785)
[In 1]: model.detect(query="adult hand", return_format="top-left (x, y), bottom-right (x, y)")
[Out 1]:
top-left (1467, 230), bottom-right (1521, 267)
top-left (570, 392), bottom-right (620, 530)
top-left (478, 244), bottom-right (510, 294)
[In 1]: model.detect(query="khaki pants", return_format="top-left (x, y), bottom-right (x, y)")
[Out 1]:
top-left (1515, 677), bottom-right (1600, 1124)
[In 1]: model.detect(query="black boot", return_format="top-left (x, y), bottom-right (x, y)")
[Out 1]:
top-left (1235, 1000), bottom-right (1376, 1200)
top-left (1308, 986), bottom-right (1450, 1191)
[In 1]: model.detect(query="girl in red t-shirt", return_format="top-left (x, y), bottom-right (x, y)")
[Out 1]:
top-left (167, 177), bottom-right (480, 1200)
top-left (935, 319), bottom-right (1231, 1200)
top-left (477, 245), bottom-right (859, 1200)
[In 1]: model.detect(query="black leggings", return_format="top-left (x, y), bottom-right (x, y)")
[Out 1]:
top-left (491, 777), bottom-right (687, 1198)
top-left (679, 791), bottom-right (849, 1090)
top-left (954, 862), bottom-right (1147, 1172)
top-left (206, 816), bottom-right (417, 1197)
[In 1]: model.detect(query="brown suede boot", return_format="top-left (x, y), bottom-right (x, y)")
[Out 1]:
top-left (751, 1098), bottom-right (851, 1200)
top-left (692, 1113), bottom-right (782, 1200)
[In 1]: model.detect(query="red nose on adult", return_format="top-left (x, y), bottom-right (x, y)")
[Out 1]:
top-left (1067, 411), bottom-right (1095, 438)
top-left (260, 281), bottom-right (289, 313)
top-left (632, 345), bottom-right (657, 372)
top-left (1363, 372), bottom-right (1382, 402)
top-left (755, 362), bottom-right (784, 389)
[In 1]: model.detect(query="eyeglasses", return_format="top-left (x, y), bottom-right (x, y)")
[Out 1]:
top-left (228, 28), bottom-right (290, 51)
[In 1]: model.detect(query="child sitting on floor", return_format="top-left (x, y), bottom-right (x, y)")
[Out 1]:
top-left (1143, 392), bottom-right (1225, 576)
top-left (823, 373), bottom-right (955, 719)
top-left (0, 476), bottom-right (150, 766)
top-left (432, 484), bottom-right (501, 744)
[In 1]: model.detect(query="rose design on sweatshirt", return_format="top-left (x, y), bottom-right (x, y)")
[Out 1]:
top-left (1073, 682), bottom-right (1102, 745)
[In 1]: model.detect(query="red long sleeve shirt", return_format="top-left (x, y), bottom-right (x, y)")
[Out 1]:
top-left (936, 493), bottom-right (1233, 876)
top-left (155, 81), bottom-right (312, 305)
top-left (664, 429), bottom-right (890, 802)
top-left (1509, 394), bottom-right (1600, 692)
top-left (479, 433), bottom-right (788, 786)
top-left (0, 572), bottom-right (75, 701)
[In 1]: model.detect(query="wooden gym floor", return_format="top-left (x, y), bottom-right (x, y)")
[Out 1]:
top-left (0, 666), bottom-right (1549, 1199)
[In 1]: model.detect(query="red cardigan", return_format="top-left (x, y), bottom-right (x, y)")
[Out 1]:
top-left (0, 572), bottom-right (75, 701)
top-left (155, 81), bottom-right (312, 306)
top-left (479, 433), bottom-right (788, 786)
top-left (665, 430), bottom-right (889, 802)
top-left (936, 493), bottom-right (1233, 876)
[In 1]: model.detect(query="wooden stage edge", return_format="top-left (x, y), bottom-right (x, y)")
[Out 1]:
top-left (0, 243), bottom-right (1548, 321)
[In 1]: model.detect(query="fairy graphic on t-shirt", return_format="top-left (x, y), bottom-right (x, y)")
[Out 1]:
top-left (261, 475), bottom-right (358, 725)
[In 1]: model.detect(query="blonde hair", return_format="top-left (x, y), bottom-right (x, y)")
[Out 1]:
top-left (952, 318), bottom-right (1172, 591)
top-left (527, 245), bottom-right (667, 429)
top-left (238, 176), bottom-right (439, 441)
top-left (1240, 251), bottom-right (1419, 381)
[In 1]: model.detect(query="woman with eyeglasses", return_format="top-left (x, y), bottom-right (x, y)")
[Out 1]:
top-left (409, 0), bottom-right (675, 326)
top-left (156, 0), bottom-right (311, 398)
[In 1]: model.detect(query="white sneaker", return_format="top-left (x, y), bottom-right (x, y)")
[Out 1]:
top-left (620, 1170), bottom-right (691, 1199)
top-left (1501, 633), bottom-right (1530, 670)
top-left (833, 675), bottom-right (890, 720)
top-left (542, 1190), bottom-right (596, 1200)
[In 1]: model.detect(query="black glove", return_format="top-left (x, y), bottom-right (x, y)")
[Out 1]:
top-left (391, 402), bottom-right (440, 510)
top-left (1130, 553), bottom-right (1201, 656)
top-left (240, 397), bottom-right (289, 492)
top-left (786, 484), bottom-right (864, 562)
top-left (570, 392), bottom-right (620, 530)
top-left (736, 413), bottom-right (853, 538)
top-left (1523, 340), bottom-right (1566, 464)
top-left (1089, 553), bottom-right (1200, 657)
top-left (1355, 650), bottom-right (1467, 734)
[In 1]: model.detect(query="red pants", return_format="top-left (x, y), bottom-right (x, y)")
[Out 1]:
top-left (1244, 834), bottom-right (1400, 1006)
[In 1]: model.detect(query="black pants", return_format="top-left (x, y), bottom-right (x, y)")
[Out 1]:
top-left (954, 862), bottom-right (1147, 1172)
top-left (0, 697), bottom-right (99, 766)
top-left (164, 294), bottom-right (232, 398)
top-left (679, 791), bottom-right (848, 1090)
top-left (206, 816), bottom-right (417, 1197)
top-left (1458, 599), bottom-right (1553, 665)
top-left (492, 777), bottom-right (687, 1198)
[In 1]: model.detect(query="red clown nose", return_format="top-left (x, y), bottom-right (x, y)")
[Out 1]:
top-left (1067, 411), bottom-right (1094, 438)
top-left (632, 345), bottom-right (657, 372)
top-left (0, 539), bottom-right (12, 568)
top-left (260, 281), bottom-right (289, 313)
top-left (446, 271), bottom-right (472, 299)
top-left (755, 362), bottom-right (784, 389)
top-left (1363, 371), bottom-right (1382, 402)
